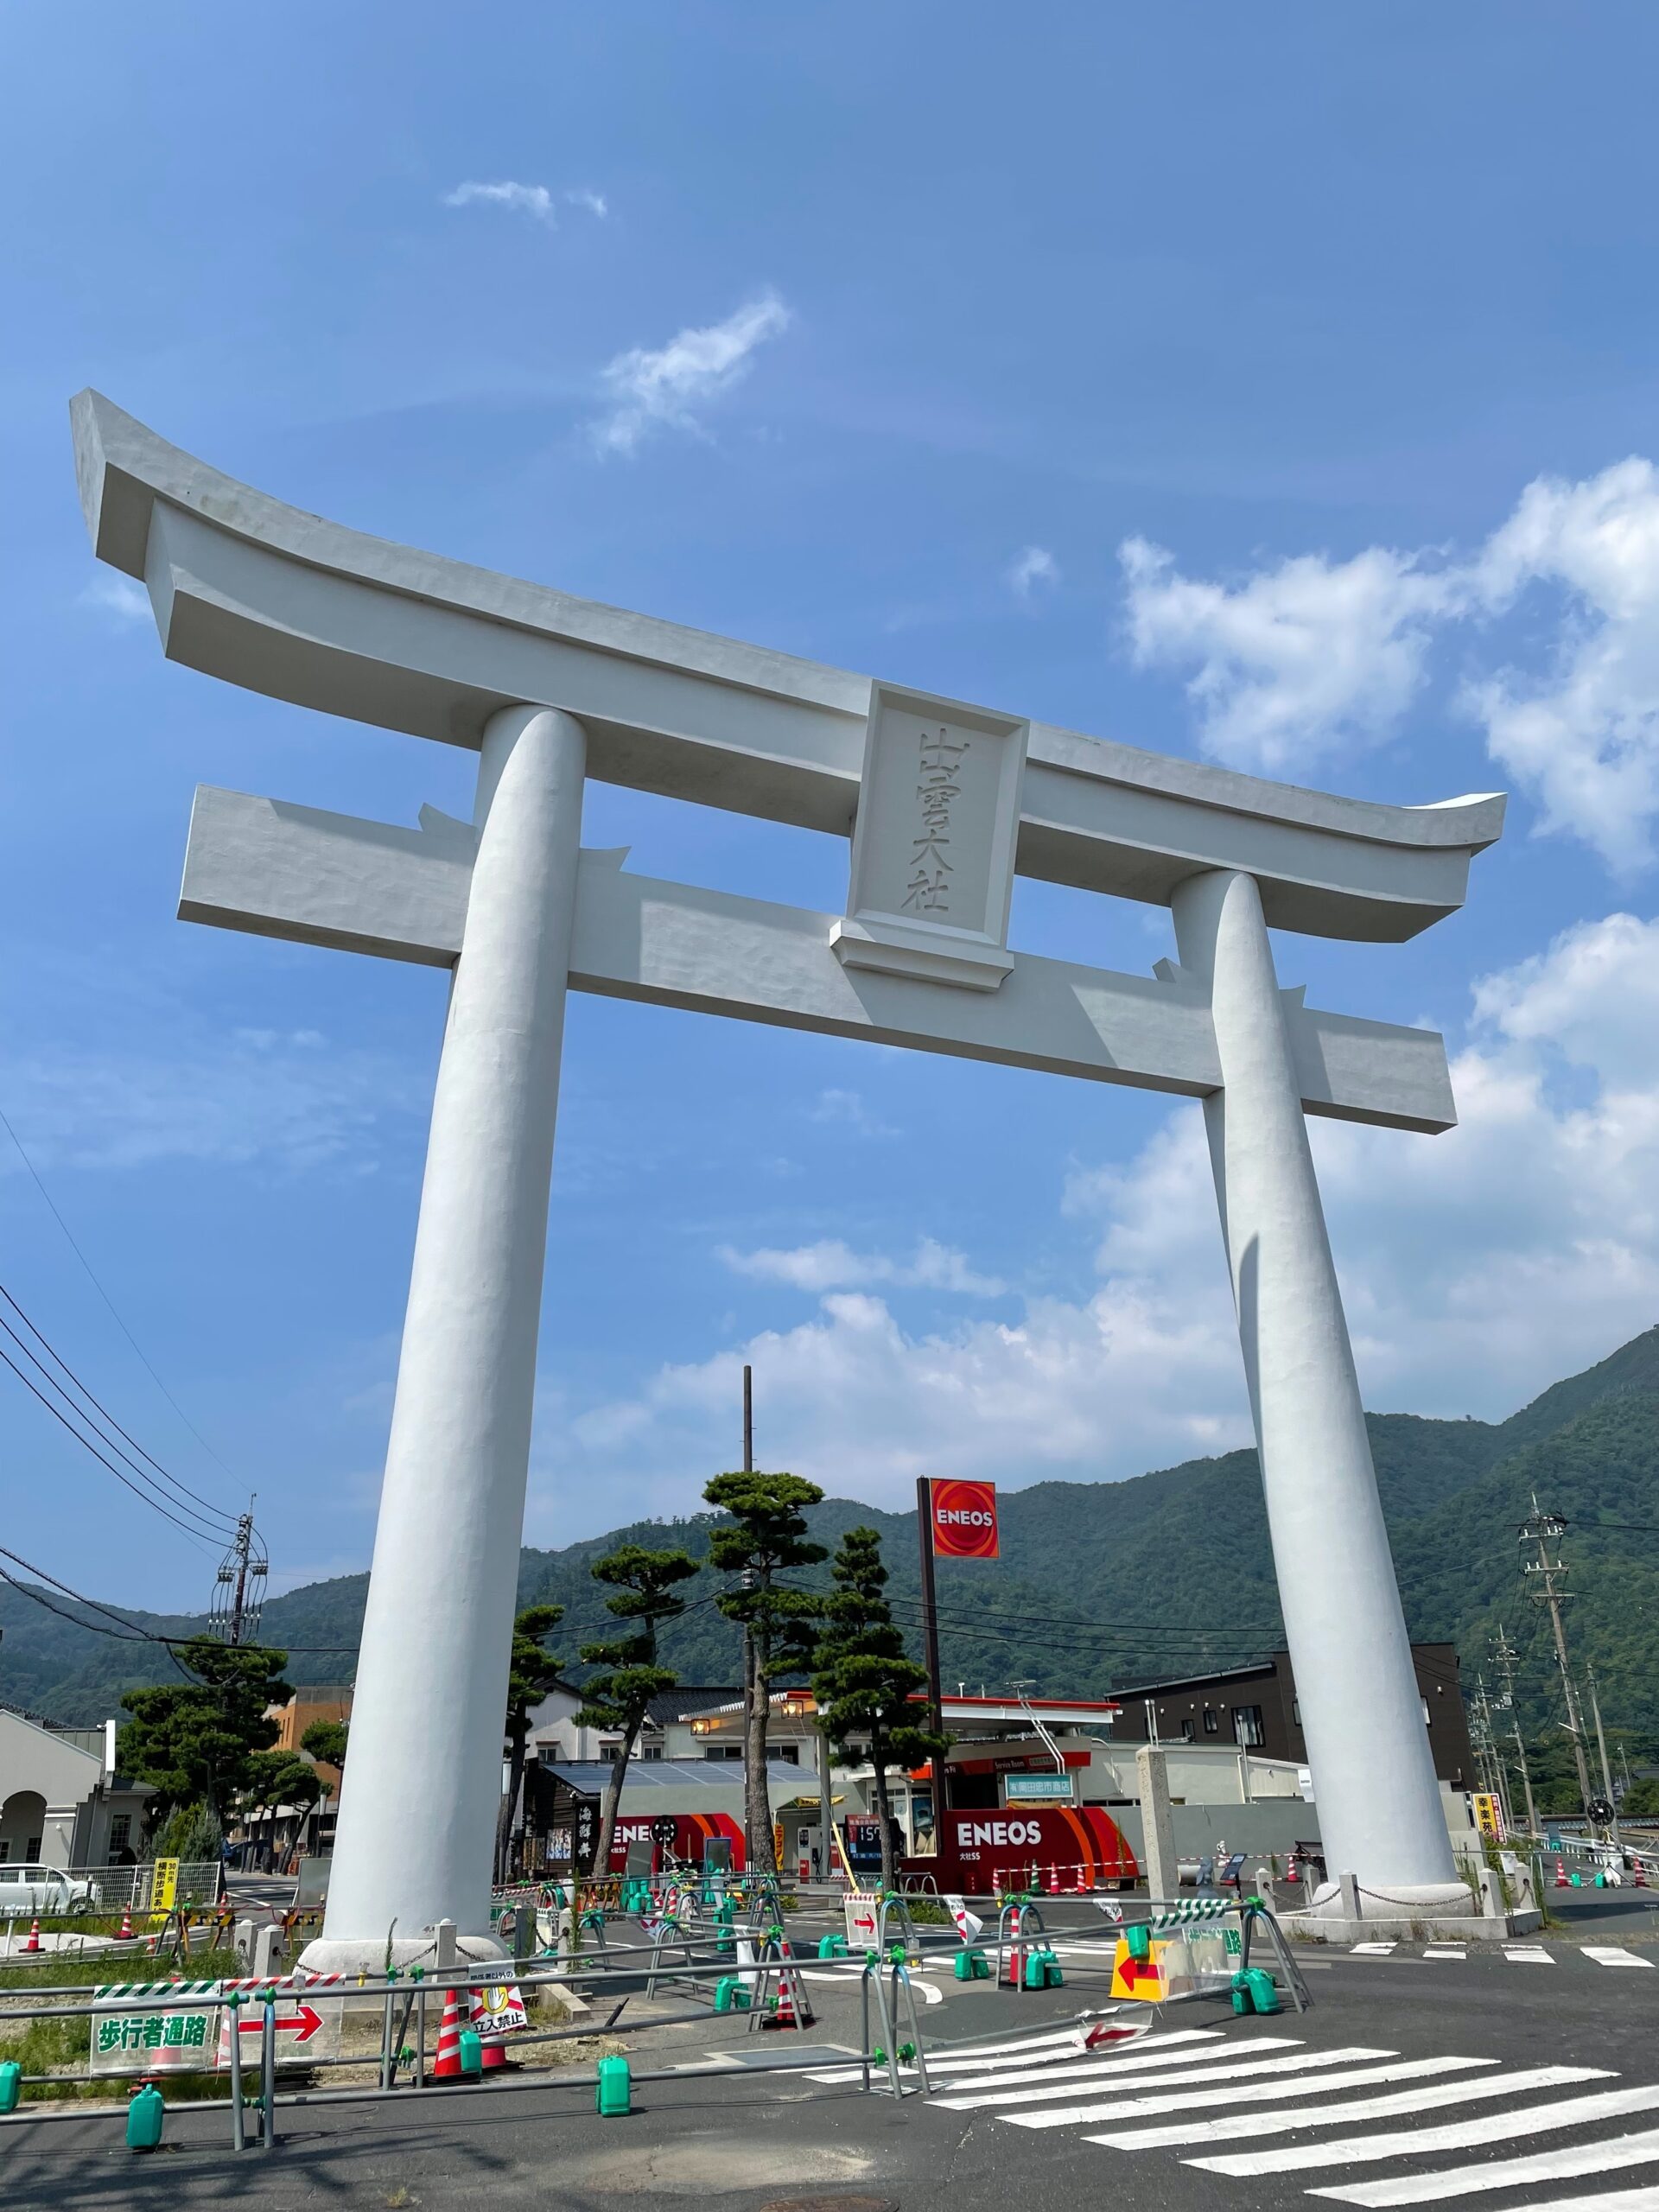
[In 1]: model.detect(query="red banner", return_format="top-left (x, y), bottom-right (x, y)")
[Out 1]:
top-left (929, 1477), bottom-right (999, 1559)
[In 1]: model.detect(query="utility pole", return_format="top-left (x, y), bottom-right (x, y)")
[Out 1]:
top-left (1586, 1664), bottom-right (1621, 1843)
top-left (739, 1363), bottom-right (759, 1870)
top-left (1492, 1624), bottom-right (1539, 1840)
top-left (914, 1476), bottom-right (946, 1874)
top-left (210, 1504), bottom-right (267, 1646)
top-left (1519, 1499), bottom-right (1593, 1816)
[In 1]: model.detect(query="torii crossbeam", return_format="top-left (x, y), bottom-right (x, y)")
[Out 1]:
top-left (73, 391), bottom-right (1503, 1962)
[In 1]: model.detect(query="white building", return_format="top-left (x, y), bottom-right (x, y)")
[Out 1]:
top-left (0, 1707), bottom-right (155, 1868)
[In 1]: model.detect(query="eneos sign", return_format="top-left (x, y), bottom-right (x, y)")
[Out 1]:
top-left (929, 1478), bottom-right (999, 1560)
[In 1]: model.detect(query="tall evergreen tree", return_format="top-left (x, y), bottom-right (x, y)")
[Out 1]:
top-left (702, 1470), bottom-right (826, 1875)
top-left (497, 1604), bottom-right (564, 1881)
top-left (575, 1544), bottom-right (701, 1876)
top-left (813, 1525), bottom-right (949, 1894)
top-left (119, 1639), bottom-right (292, 1825)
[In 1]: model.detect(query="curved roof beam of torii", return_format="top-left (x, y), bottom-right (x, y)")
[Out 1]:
top-left (71, 390), bottom-right (1503, 944)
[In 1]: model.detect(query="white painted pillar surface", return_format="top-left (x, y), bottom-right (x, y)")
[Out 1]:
top-left (306, 705), bottom-right (586, 1969)
top-left (1170, 868), bottom-right (1457, 1899)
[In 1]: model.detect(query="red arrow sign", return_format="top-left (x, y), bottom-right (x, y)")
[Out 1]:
top-left (234, 2003), bottom-right (323, 2044)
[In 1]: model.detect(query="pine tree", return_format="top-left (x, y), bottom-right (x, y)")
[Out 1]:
top-left (813, 1525), bottom-right (949, 1894)
top-left (497, 1604), bottom-right (564, 1882)
top-left (702, 1471), bottom-right (827, 1875)
top-left (118, 1638), bottom-right (292, 1824)
top-left (575, 1545), bottom-right (701, 1876)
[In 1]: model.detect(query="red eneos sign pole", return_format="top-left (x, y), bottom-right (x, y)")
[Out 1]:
top-left (916, 1478), bottom-right (999, 1850)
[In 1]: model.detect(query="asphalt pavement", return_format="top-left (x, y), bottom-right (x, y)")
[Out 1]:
top-left (9, 1900), bottom-right (1656, 2211)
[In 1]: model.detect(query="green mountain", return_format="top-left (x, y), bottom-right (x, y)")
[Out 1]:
top-left (6, 1328), bottom-right (1658, 1745)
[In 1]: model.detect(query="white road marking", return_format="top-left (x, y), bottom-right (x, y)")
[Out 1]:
top-left (1423, 1945), bottom-right (1465, 1960)
top-left (1351, 1942), bottom-right (1398, 1955)
top-left (1505, 1943), bottom-right (1555, 1963)
top-left (1584, 1946), bottom-right (1655, 1968)
top-left (938, 2045), bottom-right (1387, 2113)
top-left (1307, 2123), bottom-right (1659, 2204)
top-left (1187, 2076), bottom-right (1654, 2177)
top-left (927, 2039), bottom-right (1310, 2105)
top-left (1097, 2063), bottom-right (1594, 2150)
top-left (805, 2024), bottom-right (1221, 2082)
top-left (1005, 2055), bottom-right (1491, 2132)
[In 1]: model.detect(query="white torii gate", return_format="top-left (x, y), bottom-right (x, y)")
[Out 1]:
top-left (72, 391), bottom-right (1503, 1965)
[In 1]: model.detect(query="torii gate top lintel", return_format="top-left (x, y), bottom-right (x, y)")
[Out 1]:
top-left (71, 390), bottom-right (1503, 947)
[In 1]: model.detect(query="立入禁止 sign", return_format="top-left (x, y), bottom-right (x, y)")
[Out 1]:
top-left (928, 1478), bottom-right (999, 1560)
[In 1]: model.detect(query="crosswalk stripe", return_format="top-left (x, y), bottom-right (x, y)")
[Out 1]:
top-left (1423, 1945), bottom-right (1465, 1959)
top-left (940, 2045), bottom-right (1395, 2113)
top-left (1505, 1944), bottom-right (1554, 1963)
top-left (1001, 2055), bottom-right (1491, 2132)
top-left (1351, 1942), bottom-right (1398, 1955)
top-left (1585, 1946), bottom-right (1655, 1968)
top-left (1095, 2063), bottom-right (1596, 2151)
top-left (804, 2024), bottom-right (1223, 2083)
top-left (927, 2037), bottom-right (1311, 2105)
top-left (1186, 2076), bottom-right (1656, 2177)
top-left (1306, 2121), bottom-right (1659, 2205)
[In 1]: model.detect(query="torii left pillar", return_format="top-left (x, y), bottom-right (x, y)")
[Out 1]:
top-left (302, 704), bottom-right (585, 1972)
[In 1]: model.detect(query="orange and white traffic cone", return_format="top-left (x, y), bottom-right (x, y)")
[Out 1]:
top-left (20, 1918), bottom-right (41, 1955)
top-left (478, 2034), bottom-right (509, 2071)
top-left (1046, 1864), bottom-right (1059, 1896)
top-left (1073, 1863), bottom-right (1090, 1895)
top-left (1285, 1852), bottom-right (1300, 1886)
top-left (1554, 1857), bottom-right (1570, 1890)
top-left (1635, 1859), bottom-right (1648, 1889)
top-left (116, 1908), bottom-right (135, 1940)
top-left (432, 1988), bottom-right (466, 2079)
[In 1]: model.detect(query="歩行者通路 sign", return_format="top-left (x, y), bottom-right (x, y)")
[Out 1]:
top-left (928, 1478), bottom-right (998, 1560)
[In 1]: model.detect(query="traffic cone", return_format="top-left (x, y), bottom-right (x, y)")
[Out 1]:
top-left (1554, 1857), bottom-right (1569, 1889)
top-left (478, 2034), bottom-right (509, 2070)
top-left (1073, 1863), bottom-right (1090, 1895)
top-left (432, 1988), bottom-right (466, 2079)
top-left (117, 1908), bottom-right (135, 1940)
top-left (1285, 1852), bottom-right (1300, 1886)
top-left (20, 1918), bottom-right (41, 1954)
top-left (779, 1942), bottom-right (814, 2025)
top-left (1636, 1859), bottom-right (1648, 1889)
top-left (1046, 1864), bottom-right (1060, 1896)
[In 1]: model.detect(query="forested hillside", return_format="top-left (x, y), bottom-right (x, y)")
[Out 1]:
top-left (6, 1326), bottom-right (1658, 1744)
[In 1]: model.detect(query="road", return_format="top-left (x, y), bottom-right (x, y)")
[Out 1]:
top-left (7, 1903), bottom-right (1659, 2211)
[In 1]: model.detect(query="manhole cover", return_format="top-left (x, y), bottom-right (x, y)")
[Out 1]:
top-left (761, 2200), bottom-right (897, 2212)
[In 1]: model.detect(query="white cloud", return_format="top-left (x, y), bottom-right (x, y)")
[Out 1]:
top-left (565, 188), bottom-right (608, 219)
top-left (80, 574), bottom-right (150, 626)
top-left (807, 1087), bottom-right (895, 1138)
top-left (443, 180), bottom-right (557, 226)
top-left (1463, 460), bottom-right (1659, 874)
top-left (590, 291), bottom-right (791, 457)
top-left (718, 1236), bottom-right (1007, 1298)
top-left (534, 909), bottom-right (1659, 1523)
top-left (1007, 545), bottom-right (1059, 600)
top-left (1120, 534), bottom-right (1463, 777)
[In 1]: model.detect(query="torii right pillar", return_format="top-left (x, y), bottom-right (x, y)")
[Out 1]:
top-left (1173, 868), bottom-right (1462, 1910)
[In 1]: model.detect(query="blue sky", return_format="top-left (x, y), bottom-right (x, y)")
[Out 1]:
top-left (6, 4), bottom-right (1659, 1611)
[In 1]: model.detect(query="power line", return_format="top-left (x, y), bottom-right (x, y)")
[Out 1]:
top-left (0, 1338), bottom-right (221, 1553)
top-left (0, 1099), bottom-right (244, 1494)
top-left (0, 1297), bottom-right (236, 1541)
top-left (0, 1283), bottom-right (238, 1529)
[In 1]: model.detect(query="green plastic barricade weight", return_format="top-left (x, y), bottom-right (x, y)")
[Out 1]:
top-left (1230, 1967), bottom-right (1281, 2016)
top-left (0, 2060), bottom-right (20, 2114)
top-left (954, 1948), bottom-right (990, 1980)
top-left (1126, 1922), bottom-right (1152, 1961)
top-left (817, 1933), bottom-right (849, 1959)
top-left (458, 2028), bottom-right (483, 2076)
top-left (595, 2054), bottom-right (632, 2116)
top-left (714, 1976), bottom-right (752, 2012)
top-left (898, 2042), bottom-right (916, 2062)
top-left (126, 2083), bottom-right (165, 2152)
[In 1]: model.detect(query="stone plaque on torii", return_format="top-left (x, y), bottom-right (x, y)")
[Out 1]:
top-left (72, 391), bottom-right (1503, 1964)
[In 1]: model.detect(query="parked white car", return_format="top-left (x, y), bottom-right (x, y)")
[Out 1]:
top-left (0, 1864), bottom-right (95, 1914)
